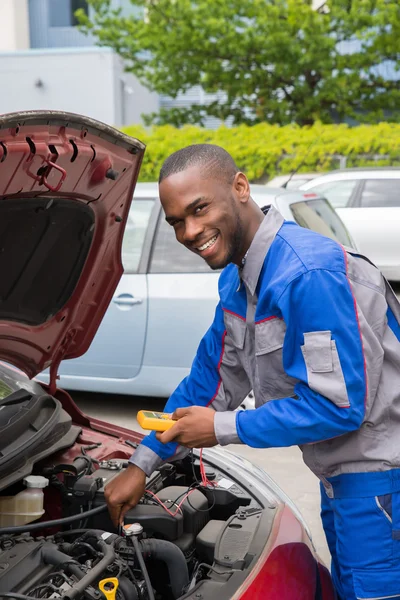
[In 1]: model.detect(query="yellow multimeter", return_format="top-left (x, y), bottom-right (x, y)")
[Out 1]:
top-left (137, 410), bottom-right (176, 432)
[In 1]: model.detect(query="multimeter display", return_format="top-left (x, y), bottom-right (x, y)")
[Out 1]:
top-left (142, 411), bottom-right (169, 419)
top-left (137, 410), bottom-right (176, 431)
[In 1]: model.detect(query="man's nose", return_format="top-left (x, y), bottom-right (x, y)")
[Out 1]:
top-left (183, 218), bottom-right (204, 243)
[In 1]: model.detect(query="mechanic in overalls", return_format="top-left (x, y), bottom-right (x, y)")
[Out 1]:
top-left (106, 144), bottom-right (400, 600)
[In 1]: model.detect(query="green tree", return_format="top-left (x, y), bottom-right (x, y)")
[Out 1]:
top-left (78, 0), bottom-right (400, 126)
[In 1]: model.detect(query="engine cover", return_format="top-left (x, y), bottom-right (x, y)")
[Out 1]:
top-left (156, 486), bottom-right (209, 536)
top-left (0, 363), bottom-right (80, 492)
top-left (0, 539), bottom-right (53, 593)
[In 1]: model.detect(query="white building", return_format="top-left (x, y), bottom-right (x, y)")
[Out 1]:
top-left (0, 0), bottom-right (30, 52)
top-left (0, 0), bottom-right (159, 126)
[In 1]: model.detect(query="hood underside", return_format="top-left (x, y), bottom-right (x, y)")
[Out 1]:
top-left (0, 111), bottom-right (145, 388)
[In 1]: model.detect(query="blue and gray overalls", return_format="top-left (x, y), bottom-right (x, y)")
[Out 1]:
top-left (132, 206), bottom-right (400, 600)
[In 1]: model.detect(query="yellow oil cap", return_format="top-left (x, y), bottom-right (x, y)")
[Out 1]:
top-left (99, 577), bottom-right (119, 600)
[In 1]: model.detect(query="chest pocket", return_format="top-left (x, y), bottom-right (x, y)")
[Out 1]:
top-left (222, 311), bottom-right (246, 371)
top-left (301, 331), bottom-right (349, 408)
top-left (255, 318), bottom-right (297, 402)
top-left (223, 311), bottom-right (245, 349)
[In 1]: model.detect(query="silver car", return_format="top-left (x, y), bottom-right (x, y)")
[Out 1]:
top-left (300, 168), bottom-right (400, 281)
top-left (266, 173), bottom-right (320, 189)
top-left (38, 184), bottom-right (354, 397)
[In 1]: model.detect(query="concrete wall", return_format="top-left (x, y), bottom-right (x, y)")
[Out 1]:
top-left (0, 48), bottom-right (116, 124)
top-left (113, 54), bottom-right (159, 126)
top-left (0, 0), bottom-right (30, 51)
top-left (0, 48), bottom-right (159, 127)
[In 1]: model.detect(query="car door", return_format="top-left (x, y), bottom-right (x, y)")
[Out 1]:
top-left (142, 209), bottom-right (220, 396)
top-left (57, 197), bottom-right (157, 381)
top-left (302, 176), bottom-right (361, 247)
top-left (305, 178), bottom-right (360, 211)
top-left (337, 179), bottom-right (400, 280)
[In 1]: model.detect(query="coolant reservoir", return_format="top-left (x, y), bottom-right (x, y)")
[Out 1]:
top-left (0, 475), bottom-right (48, 527)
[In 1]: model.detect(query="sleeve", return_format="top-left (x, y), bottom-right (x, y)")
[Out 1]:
top-left (130, 301), bottom-right (251, 475)
top-left (216, 269), bottom-right (369, 449)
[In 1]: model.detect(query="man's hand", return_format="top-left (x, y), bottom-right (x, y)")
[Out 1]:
top-left (156, 406), bottom-right (217, 447)
top-left (104, 463), bottom-right (146, 527)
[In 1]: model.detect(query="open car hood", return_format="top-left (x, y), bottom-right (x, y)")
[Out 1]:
top-left (0, 111), bottom-right (145, 392)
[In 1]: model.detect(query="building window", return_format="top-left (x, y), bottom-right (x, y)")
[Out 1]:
top-left (49, 0), bottom-right (89, 28)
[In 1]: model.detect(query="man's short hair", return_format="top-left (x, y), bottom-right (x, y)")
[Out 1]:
top-left (159, 143), bottom-right (239, 184)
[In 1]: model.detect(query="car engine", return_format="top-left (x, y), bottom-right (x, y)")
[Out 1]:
top-left (0, 452), bottom-right (261, 600)
top-left (0, 527), bottom-right (191, 600)
top-left (0, 367), bottom-right (267, 600)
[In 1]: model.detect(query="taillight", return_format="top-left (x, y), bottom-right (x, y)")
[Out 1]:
top-left (231, 507), bottom-right (335, 599)
top-left (303, 193), bottom-right (318, 198)
top-left (318, 563), bottom-right (336, 600)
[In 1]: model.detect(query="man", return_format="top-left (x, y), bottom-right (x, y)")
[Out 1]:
top-left (106, 144), bottom-right (400, 599)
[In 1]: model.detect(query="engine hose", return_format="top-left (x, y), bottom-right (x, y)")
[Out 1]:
top-left (0, 594), bottom-right (37, 600)
top-left (0, 504), bottom-right (107, 535)
top-left (139, 538), bottom-right (189, 599)
top-left (55, 533), bottom-right (139, 600)
top-left (118, 575), bottom-right (139, 600)
top-left (56, 528), bottom-right (119, 541)
top-left (132, 536), bottom-right (155, 600)
top-left (63, 538), bottom-right (115, 600)
top-left (41, 545), bottom-right (85, 581)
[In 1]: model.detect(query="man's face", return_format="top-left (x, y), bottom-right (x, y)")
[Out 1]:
top-left (159, 165), bottom-right (247, 270)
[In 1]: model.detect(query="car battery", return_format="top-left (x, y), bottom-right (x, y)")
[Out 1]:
top-left (92, 476), bottom-right (185, 540)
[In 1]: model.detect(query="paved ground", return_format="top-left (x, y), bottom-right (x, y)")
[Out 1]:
top-left (74, 392), bottom-right (331, 566)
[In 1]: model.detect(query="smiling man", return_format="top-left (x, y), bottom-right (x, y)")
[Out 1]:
top-left (105, 144), bottom-right (400, 600)
top-left (161, 145), bottom-right (258, 271)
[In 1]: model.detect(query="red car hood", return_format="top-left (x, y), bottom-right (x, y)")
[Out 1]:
top-left (0, 111), bottom-right (145, 392)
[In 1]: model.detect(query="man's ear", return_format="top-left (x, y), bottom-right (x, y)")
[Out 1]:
top-left (233, 172), bottom-right (251, 204)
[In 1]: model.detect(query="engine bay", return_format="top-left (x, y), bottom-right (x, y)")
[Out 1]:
top-left (0, 365), bottom-right (275, 599)
top-left (0, 435), bottom-right (268, 600)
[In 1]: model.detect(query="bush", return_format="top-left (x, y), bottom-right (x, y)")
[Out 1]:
top-left (121, 122), bottom-right (400, 183)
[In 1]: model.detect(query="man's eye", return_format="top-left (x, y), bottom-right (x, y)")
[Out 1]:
top-left (195, 204), bottom-right (207, 214)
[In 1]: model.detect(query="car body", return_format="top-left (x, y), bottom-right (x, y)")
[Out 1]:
top-left (266, 173), bottom-right (320, 189)
top-left (0, 110), bottom-right (335, 599)
top-left (37, 183), bottom-right (354, 398)
top-left (299, 168), bottom-right (400, 281)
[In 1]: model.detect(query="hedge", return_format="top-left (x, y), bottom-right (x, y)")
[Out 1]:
top-left (121, 122), bottom-right (400, 183)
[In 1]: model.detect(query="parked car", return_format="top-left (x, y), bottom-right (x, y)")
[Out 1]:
top-left (37, 182), bottom-right (354, 399)
top-left (299, 167), bottom-right (400, 281)
top-left (266, 173), bottom-right (320, 189)
top-left (0, 110), bottom-right (335, 600)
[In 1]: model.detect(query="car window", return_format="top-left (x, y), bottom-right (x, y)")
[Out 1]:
top-left (290, 199), bottom-right (353, 247)
top-left (122, 199), bottom-right (155, 272)
top-left (150, 213), bottom-right (212, 273)
top-left (285, 178), bottom-right (313, 189)
top-left (310, 180), bottom-right (357, 208)
top-left (360, 179), bottom-right (400, 208)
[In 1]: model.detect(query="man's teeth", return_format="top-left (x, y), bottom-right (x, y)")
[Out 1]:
top-left (198, 235), bottom-right (218, 251)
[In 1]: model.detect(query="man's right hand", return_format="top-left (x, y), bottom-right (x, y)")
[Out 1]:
top-left (104, 463), bottom-right (146, 527)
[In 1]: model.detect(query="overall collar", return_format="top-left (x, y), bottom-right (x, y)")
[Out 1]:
top-left (240, 205), bottom-right (284, 296)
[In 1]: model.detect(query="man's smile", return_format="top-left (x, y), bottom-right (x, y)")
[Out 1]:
top-left (196, 234), bottom-right (219, 252)
top-left (192, 233), bottom-right (221, 260)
